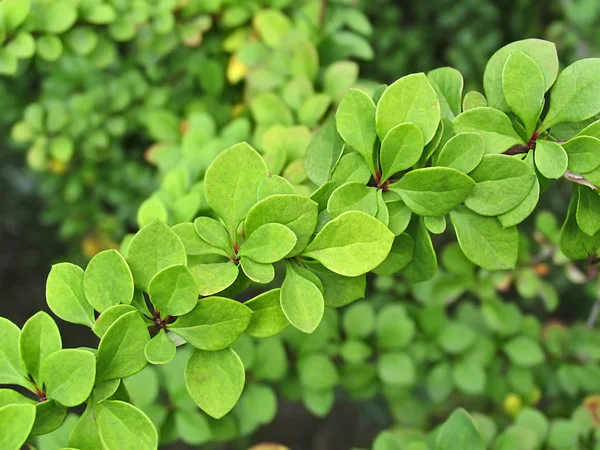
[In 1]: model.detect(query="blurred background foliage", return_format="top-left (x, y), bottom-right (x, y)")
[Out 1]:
top-left (2, 0), bottom-right (600, 449)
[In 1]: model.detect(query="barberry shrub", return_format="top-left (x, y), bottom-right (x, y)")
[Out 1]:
top-left (1, 38), bottom-right (600, 449)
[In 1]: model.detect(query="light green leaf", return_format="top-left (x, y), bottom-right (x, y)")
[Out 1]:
top-left (374, 233), bottom-right (415, 275)
top-left (401, 217), bottom-right (438, 283)
top-left (436, 409), bottom-right (486, 450)
top-left (97, 400), bottom-right (158, 450)
top-left (280, 262), bottom-right (325, 333)
top-left (257, 175), bottom-right (295, 200)
top-left (238, 223), bottom-right (296, 263)
top-left (298, 354), bottom-right (339, 390)
top-left (0, 318), bottom-right (28, 387)
top-left (96, 311), bottom-right (150, 382)
top-left (576, 186), bottom-right (600, 236)
top-left (305, 262), bottom-right (366, 308)
top-left (504, 336), bottom-right (545, 367)
top-left (170, 297), bottom-right (252, 350)
top-left (387, 199), bottom-right (412, 235)
top-left (46, 263), bottom-right (94, 327)
top-left (190, 262), bottom-right (239, 296)
top-left (0, 404), bottom-right (36, 450)
top-left (304, 116), bottom-right (345, 186)
top-left (376, 304), bottom-right (415, 349)
top-left (204, 142), bottom-right (268, 236)
top-left (438, 322), bottom-right (476, 354)
top-left (126, 220), bottom-right (187, 292)
top-left (324, 61), bottom-right (359, 103)
top-left (327, 182), bottom-right (377, 218)
top-left (331, 153), bottom-right (371, 184)
top-left (437, 132), bottom-right (485, 174)
top-left (240, 257), bottom-right (274, 284)
top-left (299, 93), bottom-right (331, 128)
top-left (428, 67), bottom-right (464, 119)
top-left (502, 51), bottom-right (545, 135)
top-left (185, 348), bottom-right (245, 419)
top-left (193, 216), bottom-right (233, 256)
top-left (560, 192), bottom-right (600, 259)
top-left (380, 123), bottom-right (424, 182)
top-left (376, 73), bottom-right (441, 144)
top-left (68, 403), bottom-right (102, 450)
top-left (453, 361), bottom-right (486, 395)
top-left (19, 311), bottom-right (61, 386)
top-left (174, 410), bottom-right (211, 445)
top-left (303, 211), bottom-right (394, 276)
top-left (41, 349), bottom-right (95, 407)
top-left (148, 264), bottom-right (198, 317)
top-left (453, 107), bottom-right (524, 154)
top-left (543, 58), bottom-right (600, 129)
top-left (562, 136), bottom-right (600, 173)
top-left (534, 140), bottom-right (568, 179)
top-left (378, 352), bottom-right (415, 386)
top-left (84, 249), bottom-right (134, 313)
top-left (0, 0), bottom-right (30, 31)
top-left (245, 194), bottom-right (318, 257)
top-left (484, 39), bottom-right (558, 111)
top-left (336, 89), bottom-right (377, 174)
top-left (172, 223), bottom-right (228, 257)
top-left (30, 400), bottom-right (67, 436)
top-left (450, 206), bottom-right (518, 270)
top-left (92, 305), bottom-right (136, 339)
top-left (144, 330), bottom-right (176, 365)
top-left (497, 163), bottom-right (540, 227)
top-left (463, 91), bottom-right (488, 111)
top-left (392, 167), bottom-right (474, 216)
top-left (424, 215), bottom-right (447, 234)
top-left (245, 289), bottom-right (289, 338)
top-left (137, 197), bottom-right (167, 229)
top-left (464, 154), bottom-right (536, 216)
top-left (43, 3), bottom-right (77, 33)
top-left (253, 9), bottom-right (291, 48)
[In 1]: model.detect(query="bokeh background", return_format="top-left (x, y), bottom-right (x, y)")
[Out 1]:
top-left (1, 0), bottom-right (600, 449)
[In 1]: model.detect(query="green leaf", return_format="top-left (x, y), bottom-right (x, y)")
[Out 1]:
top-left (305, 262), bottom-right (366, 308)
top-left (484, 39), bottom-right (558, 111)
top-left (148, 264), bottom-right (198, 317)
top-left (0, 404), bottom-right (36, 450)
top-left (343, 301), bottom-right (375, 338)
top-left (175, 410), bottom-right (211, 445)
top-left (204, 142), bottom-right (268, 236)
top-left (504, 336), bottom-right (545, 367)
top-left (376, 304), bottom-right (415, 349)
top-left (253, 9), bottom-right (291, 48)
top-left (331, 153), bottom-right (371, 184)
top-left (534, 140), bottom-right (568, 179)
top-left (245, 194), bottom-right (318, 257)
top-left (436, 409), bottom-right (485, 450)
top-left (257, 175), bottom-right (295, 200)
top-left (577, 186), bottom-right (600, 236)
top-left (36, 35), bottom-right (63, 61)
top-left (31, 400), bottom-right (67, 436)
top-left (376, 73), bottom-right (441, 144)
top-left (392, 167), bottom-right (474, 216)
top-left (374, 233), bottom-right (415, 275)
top-left (303, 211), bottom-right (394, 276)
top-left (463, 91), bottom-right (488, 111)
top-left (428, 67), bottom-right (464, 119)
top-left (193, 216), bottom-right (233, 256)
top-left (245, 289), bottom-right (289, 338)
top-left (453, 107), bottom-right (524, 154)
top-left (0, 318), bottom-right (28, 388)
top-left (96, 311), bottom-right (150, 382)
top-left (238, 223), bottom-right (297, 263)
top-left (6, 32), bottom-right (36, 59)
top-left (502, 51), bottom-right (545, 135)
top-left (299, 93), bottom-right (331, 128)
top-left (240, 257), bottom-right (274, 284)
top-left (170, 297), bottom-right (252, 350)
top-left (543, 58), bottom-right (600, 129)
top-left (144, 329), bottom-right (176, 365)
top-left (464, 154), bottom-right (536, 216)
top-left (327, 182), bottom-right (377, 218)
top-left (46, 263), bottom-right (94, 327)
top-left (438, 322), bottom-right (476, 354)
top-left (0, 0), bottom-right (30, 31)
top-left (497, 163), bottom-right (540, 227)
top-left (172, 223), bottom-right (226, 257)
top-left (97, 400), bottom-right (158, 450)
top-left (324, 61), bottom-right (359, 103)
top-left (68, 404), bottom-right (102, 450)
top-left (380, 123), bottom-right (425, 181)
top-left (560, 192), bottom-right (600, 259)
top-left (378, 352), bottom-right (415, 386)
top-left (92, 305), bottom-right (136, 339)
top-left (387, 199), bottom-right (412, 235)
top-left (43, 3), bottom-right (77, 33)
top-left (424, 215), bottom-right (447, 234)
top-left (41, 349), bottom-right (95, 407)
top-left (437, 132), bottom-right (485, 174)
top-left (336, 89), bottom-right (377, 173)
top-left (137, 197), bottom-right (168, 229)
top-left (450, 207), bottom-right (518, 270)
top-left (84, 249), bottom-right (134, 313)
top-left (190, 262), bottom-right (239, 296)
top-left (19, 311), bottom-right (61, 386)
top-left (304, 116), bottom-right (345, 186)
top-left (401, 217), bottom-right (437, 283)
top-left (185, 348), bottom-right (245, 419)
top-left (298, 353), bottom-right (339, 390)
top-left (280, 262), bottom-right (325, 333)
top-left (562, 136), bottom-right (600, 173)
top-left (126, 220), bottom-right (187, 292)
